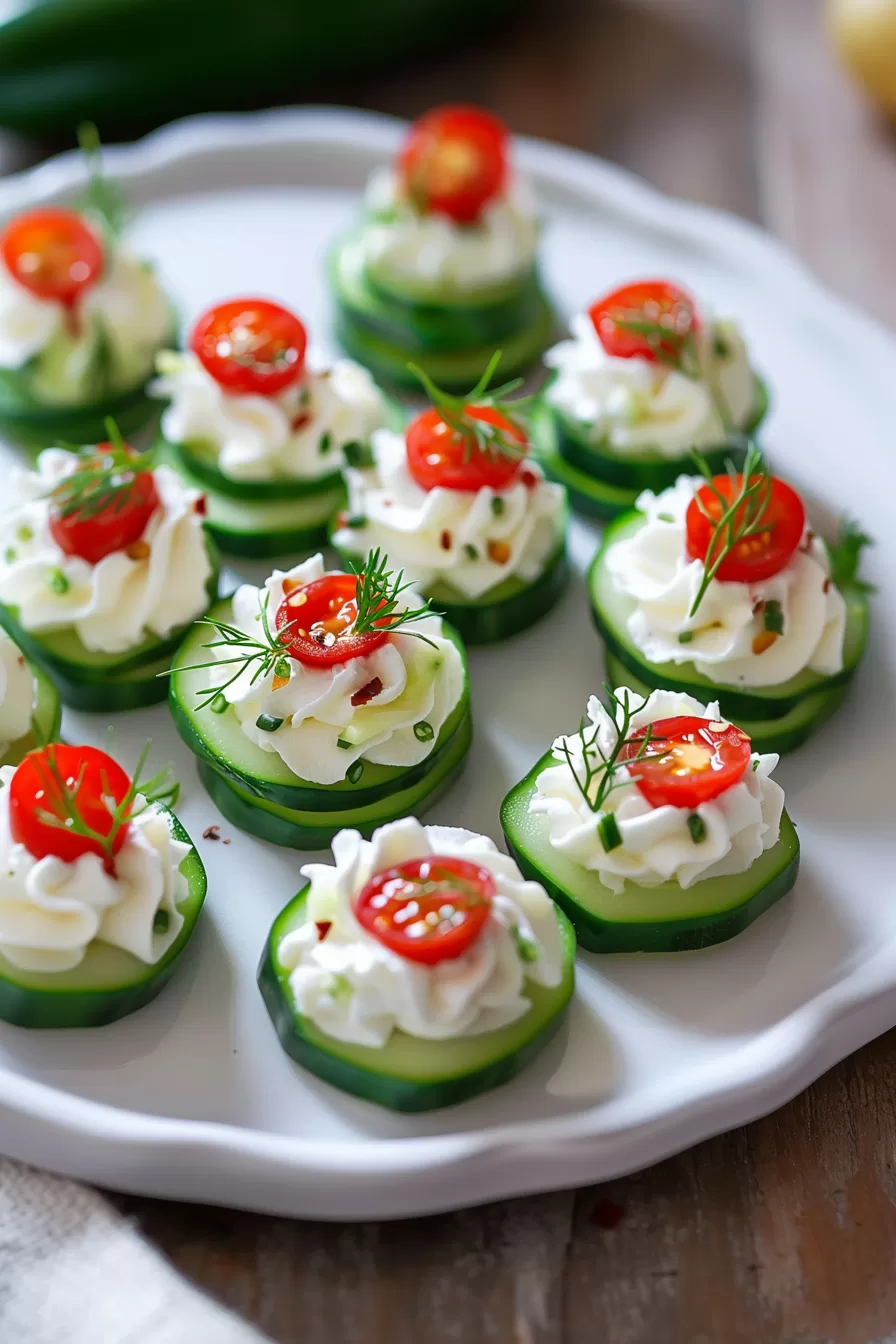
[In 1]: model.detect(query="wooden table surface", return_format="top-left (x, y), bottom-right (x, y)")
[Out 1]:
top-left (6, 1), bottom-right (896, 1341)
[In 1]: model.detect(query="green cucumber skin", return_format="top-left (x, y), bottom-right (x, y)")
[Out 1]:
top-left (602, 650), bottom-right (849, 755)
top-left (257, 885), bottom-right (576, 1112)
top-left (169, 600), bottom-right (471, 812)
top-left (531, 401), bottom-right (638, 519)
top-left (588, 511), bottom-right (869, 723)
top-left (168, 438), bottom-right (345, 503)
top-left (0, 383), bottom-right (161, 453)
top-left (1, 662), bottom-right (62, 766)
top-left (0, 810), bottom-right (206, 1028)
top-left (549, 373), bottom-right (769, 493)
top-left (501, 758), bottom-right (800, 954)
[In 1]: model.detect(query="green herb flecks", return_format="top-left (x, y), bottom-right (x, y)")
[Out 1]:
top-left (511, 924), bottom-right (539, 964)
top-left (349, 547), bottom-right (440, 647)
top-left (49, 419), bottom-right (150, 522)
top-left (687, 813), bottom-right (707, 844)
top-left (763, 599), bottom-right (784, 635)
top-left (825, 518), bottom-right (874, 594)
top-left (558, 685), bottom-right (668, 816)
top-left (407, 350), bottom-right (532, 466)
top-left (78, 121), bottom-right (128, 243)
top-left (688, 443), bottom-right (772, 619)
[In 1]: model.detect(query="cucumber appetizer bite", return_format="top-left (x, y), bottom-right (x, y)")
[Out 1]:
top-left (258, 816), bottom-right (575, 1111)
top-left (169, 550), bottom-right (471, 850)
top-left (331, 104), bottom-right (555, 391)
top-left (502, 684), bottom-right (799, 954)
top-left (0, 741), bottom-right (205, 1027)
top-left (535, 279), bottom-right (768, 518)
top-left (0, 129), bottom-right (175, 450)
top-left (0, 434), bottom-right (218, 711)
top-left (152, 297), bottom-right (389, 558)
top-left (331, 355), bottom-right (568, 644)
top-left (588, 449), bottom-right (871, 752)
top-left (0, 627), bottom-right (61, 767)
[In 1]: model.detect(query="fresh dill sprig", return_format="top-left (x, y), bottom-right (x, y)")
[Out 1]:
top-left (349, 547), bottom-right (439, 645)
top-left (610, 299), bottom-right (733, 432)
top-left (826, 517), bottom-right (875, 594)
top-left (32, 741), bottom-right (177, 866)
top-left (687, 443), bottom-right (772, 618)
top-left (407, 350), bottom-right (532, 464)
top-left (49, 419), bottom-right (150, 521)
top-left (77, 121), bottom-right (128, 243)
top-left (558, 686), bottom-right (667, 815)
top-left (174, 591), bottom-right (296, 711)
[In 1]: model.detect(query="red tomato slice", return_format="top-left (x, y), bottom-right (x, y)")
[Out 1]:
top-left (0, 207), bottom-right (103, 307)
top-left (588, 280), bottom-right (700, 363)
top-left (48, 444), bottom-right (159, 566)
top-left (620, 715), bottom-right (752, 809)
top-left (405, 404), bottom-right (528, 493)
top-left (9, 744), bottom-right (133, 869)
top-left (190, 298), bottom-right (307, 397)
top-left (685, 474), bottom-right (806, 583)
top-left (275, 573), bottom-right (389, 668)
top-left (354, 855), bottom-right (495, 964)
top-left (398, 104), bottom-right (508, 224)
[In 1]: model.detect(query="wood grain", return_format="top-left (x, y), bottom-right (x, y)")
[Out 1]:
top-left (51, 0), bottom-right (896, 1339)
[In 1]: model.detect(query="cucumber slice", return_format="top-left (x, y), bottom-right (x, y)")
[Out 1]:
top-left (197, 708), bottom-right (472, 849)
top-left (602, 650), bottom-right (848, 755)
top-left (1, 662), bottom-right (62, 766)
top-left (155, 441), bottom-right (345, 559)
top-left (501, 754), bottom-right (800, 953)
top-left (588, 511), bottom-right (869, 722)
top-left (258, 884), bottom-right (575, 1111)
top-left (170, 598), bottom-right (470, 810)
top-left (0, 808), bottom-right (207, 1028)
top-left (0, 378), bottom-right (162, 453)
top-left (172, 438), bottom-right (345, 502)
top-left (530, 399), bottom-right (639, 519)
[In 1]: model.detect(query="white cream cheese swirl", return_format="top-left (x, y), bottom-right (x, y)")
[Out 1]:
top-left (531, 687), bottom-right (784, 895)
top-left (544, 311), bottom-right (757, 457)
top-left (0, 449), bottom-right (212, 655)
top-left (604, 477), bottom-right (847, 688)
top-left (0, 771), bottom-right (190, 973)
top-left (214, 554), bottom-right (465, 786)
top-left (331, 428), bottom-right (565, 600)
top-left (152, 348), bottom-right (386, 483)
top-left (0, 631), bottom-right (33, 756)
top-left (277, 817), bottom-right (564, 1047)
top-left (0, 244), bottom-right (172, 403)
top-left (355, 166), bottom-right (540, 293)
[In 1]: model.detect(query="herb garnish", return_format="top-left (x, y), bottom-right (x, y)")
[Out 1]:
top-left (77, 121), bottom-right (128, 243)
top-left (610, 302), bottom-right (733, 431)
top-left (826, 518), bottom-right (874, 594)
top-left (687, 443), bottom-right (772, 618)
top-left (407, 350), bottom-right (531, 465)
top-left (557, 686), bottom-right (667, 816)
top-left (49, 418), bottom-right (149, 522)
top-left (348, 547), bottom-right (439, 645)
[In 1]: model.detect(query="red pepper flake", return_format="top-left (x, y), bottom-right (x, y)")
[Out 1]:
top-left (800, 529), bottom-right (815, 553)
top-left (291, 411), bottom-right (312, 433)
top-left (315, 921), bottom-right (332, 942)
top-left (589, 1198), bottom-right (624, 1230)
top-left (823, 577), bottom-right (831, 592)
top-left (440, 529), bottom-right (452, 550)
top-left (351, 676), bottom-right (384, 707)
top-left (752, 598), bottom-right (765, 616)
top-left (520, 466), bottom-right (539, 489)
top-left (335, 510), bottom-right (350, 529)
top-left (487, 539), bottom-right (511, 565)
top-left (203, 824), bottom-right (221, 841)
top-left (194, 494), bottom-right (208, 517)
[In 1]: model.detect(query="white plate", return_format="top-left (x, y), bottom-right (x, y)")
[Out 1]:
top-left (0, 109), bottom-right (893, 1222)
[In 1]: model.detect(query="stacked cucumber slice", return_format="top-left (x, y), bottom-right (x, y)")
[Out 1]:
top-left (0, 660), bottom-right (61, 767)
top-left (169, 599), bottom-right (473, 848)
top-left (330, 237), bottom-right (556, 392)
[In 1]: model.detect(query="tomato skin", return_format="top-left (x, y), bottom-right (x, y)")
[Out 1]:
top-left (190, 298), bottom-right (307, 397)
top-left (9, 744), bottom-right (132, 869)
top-left (0, 207), bottom-right (103, 307)
top-left (354, 855), bottom-right (495, 964)
top-left (398, 104), bottom-right (508, 224)
top-left (275, 573), bottom-right (388, 668)
top-left (685, 475), bottom-right (806, 583)
top-left (48, 445), bottom-right (160, 566)
top-left (405, 404), bottom-right (528, 493)
top-left (588, 280), bottom-right (700, 363)
top-left (620, 715), bottom-right (752, 809)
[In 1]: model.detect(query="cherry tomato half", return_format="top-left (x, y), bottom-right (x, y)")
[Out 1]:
top-left (9, 744), bottom-right (132, 868)
top-left (190, 298), bottom-right (307, 397)
top-left (0, 207), bottom-right (103, 307)
top-left (620, 715), bottom-right (752, 809)
top-left (49, 444), bottom-right (159, 566)
top-left (275, 572), bottom-right (389, 668)
top-left (588, 280), bottom-right (700, 363)
top-left (405, 404), bottom-right (528, 493)
top-left (685, 474), bottom-right (806, 584)
top-left (355, 855), bottom-right (495, 964)
top-left (398, 104), bottom-right (508, 224)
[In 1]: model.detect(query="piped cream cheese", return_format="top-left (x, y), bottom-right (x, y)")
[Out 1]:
top-left (0, 631), bottom-right (33, 756)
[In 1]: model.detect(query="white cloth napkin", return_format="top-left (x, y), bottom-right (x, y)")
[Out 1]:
top-left (0, 1158), bottom-right (270, 1342)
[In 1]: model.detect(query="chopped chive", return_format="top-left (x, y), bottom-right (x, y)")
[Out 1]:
top-left (687, 813), bottom-right (707, 843)
top-left (15, 524), bottom-right (32, 543)
top-left (209, 692), bottom-right (228, 714)
top-left (3, 547), bottom-right (15, 564)
top-left (763, 599), bottom-right (784, 635)
top-left (255, 713), bottom-right (283, 732)
top-left (318, 430), bottom-right (332, 455)
top-left (47, 568), bottom-right (70, 595)
top-left (347, 760), bottom-right (364, 783)
top-left (511, 925), bottom-right (539, 964)
top-left (490, 496), bottom-right (506, 517)
top-left (712, 335), bottom-right (731, 359)
top-left (597, 811), bottom-right (622, 853)
top-left (152, 908), bottom-right (170, 934)
top-left (752, 758), bottom-right (760, 772)
top-left (462, 543), bottom-right (478, 561)
top-left (413, 720), bottom-right (435, 742)
top-left (343, 440), bottom-right (375, 468)
top-left (337, 737), bottom-right (352, 750)
top-left (346, 514), bottom-right (367, 530)
top-left (678, 631), bottom-right (694, 645)
top-left (657, 512), bottom-right (675, 523)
